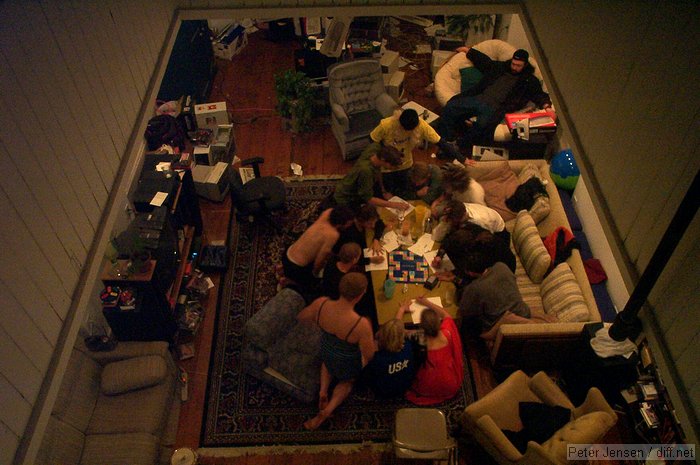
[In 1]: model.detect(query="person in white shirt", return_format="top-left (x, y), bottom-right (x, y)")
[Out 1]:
top-left (431, 199), bottom-right (504, 242)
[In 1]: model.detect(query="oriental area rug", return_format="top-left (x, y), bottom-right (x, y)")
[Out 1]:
top-left (201, 177), bottom-right (475, 447)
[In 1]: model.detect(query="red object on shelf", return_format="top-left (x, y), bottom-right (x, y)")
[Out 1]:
top-left (505, 111), bottom-right (557, 130)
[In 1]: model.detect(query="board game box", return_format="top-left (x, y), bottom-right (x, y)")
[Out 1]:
top-left (388, 250), bottom-right (429, 283)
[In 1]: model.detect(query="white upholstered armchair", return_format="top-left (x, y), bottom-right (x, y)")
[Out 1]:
top-left (328, 58), bottom-right (397, 160)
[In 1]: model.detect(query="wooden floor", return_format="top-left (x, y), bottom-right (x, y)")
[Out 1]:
top-left (171, 29), bottom-right (629, 465)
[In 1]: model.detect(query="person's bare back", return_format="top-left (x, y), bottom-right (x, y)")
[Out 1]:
top-left (288, 209), bottom-right (341, 274)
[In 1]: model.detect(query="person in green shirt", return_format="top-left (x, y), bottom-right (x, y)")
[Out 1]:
top-left (331, 143), bottom-right (410, 211)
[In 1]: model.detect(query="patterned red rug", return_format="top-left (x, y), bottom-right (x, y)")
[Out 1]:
top-left (201, 178), bottom-right (475, 447)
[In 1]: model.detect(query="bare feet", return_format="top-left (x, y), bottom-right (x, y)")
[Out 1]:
top-left (318, 393), bottom-right (329, 411)
top-left (303, 411), bottom-right (329, 430)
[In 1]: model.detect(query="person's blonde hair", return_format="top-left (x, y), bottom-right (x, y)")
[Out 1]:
top-left (442, 164), bottom-right (471, 193)
top-left (377, 318), bottom-right (405, 352)
top-left (420, 308), bottom-right (441, 338)
top-left (339, 272), bottom-right (367, 300)
top-left (338, 242), bottom-right (361, 264)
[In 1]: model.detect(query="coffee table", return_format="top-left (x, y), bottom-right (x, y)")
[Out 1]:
top-left (369, 201), bottom-right (459, 326)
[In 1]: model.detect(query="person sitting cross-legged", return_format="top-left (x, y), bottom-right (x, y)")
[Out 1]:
top-left (297, 272), bottom-right (376, 430)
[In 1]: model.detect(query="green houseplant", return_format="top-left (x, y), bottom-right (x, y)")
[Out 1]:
top-left (446, 14), bottom-right (495, 40)
top-left (274, 69), bottom-right (315, 133)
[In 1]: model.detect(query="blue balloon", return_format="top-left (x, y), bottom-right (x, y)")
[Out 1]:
top-left (550, 149), bottom-right (580, 189)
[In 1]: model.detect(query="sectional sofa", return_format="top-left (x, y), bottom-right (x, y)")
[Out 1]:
top-left (469, 159), bottom-right (601, 372)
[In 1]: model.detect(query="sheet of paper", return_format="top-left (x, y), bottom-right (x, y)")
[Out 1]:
top-left (150, 191), bottom-right (168, 207)
top-left (381, 230), bottom-right (400, 253)
top-left (423, 251), bottom-right (456, 273)
top-left (408, 233), bottom-right (434, 256)
top-left (364, 248), bottom-right (388, 271)
top-left (386, 196), bottom-right (414, 218)
top-left (409, 296), bottom-right (443, 324)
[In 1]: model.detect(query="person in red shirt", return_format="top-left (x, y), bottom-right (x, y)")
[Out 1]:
top-left (404, 296), bottom-right (464, 405)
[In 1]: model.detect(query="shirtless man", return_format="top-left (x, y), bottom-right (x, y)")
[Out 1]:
top-left (282, 205), bottom-right (355, 296)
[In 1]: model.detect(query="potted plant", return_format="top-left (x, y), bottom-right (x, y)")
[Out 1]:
top-left (274, 69), bottom-right (315, 133)
top-left (128, 237), bottom-right (152, 274)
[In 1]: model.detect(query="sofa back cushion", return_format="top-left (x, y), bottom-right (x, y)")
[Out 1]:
top-left (473, 161), bottom-right (520, 222)
top-left (512, 211), bottom-right (551, 283)
top-left (52, 348), bottom-right (101, 432)
top-left (540, 263), bottom-right (591, 322)
top-left (101, 355), bottom-right (167, 395)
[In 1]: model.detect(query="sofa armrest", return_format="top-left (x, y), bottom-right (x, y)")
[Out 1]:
top-left (330, 103), bottom-right (349, 131)
top-left (490, 322), bottom-right (588, 369)
top-left (81, 340), bottom-right (172, 367)
top-left (375, 93), bottom-right (398, 116)
top-left (574, 387), bottom-right (617, 421)
top-left (529, 371), bottom-right (575, 411)
top-left (474, 415), bottom-right (524, 462)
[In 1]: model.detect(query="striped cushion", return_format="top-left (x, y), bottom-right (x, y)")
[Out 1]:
top-left (101, 355), bottom-right (167, 395)
top-left (541, 263), bottom-right (591, 322)
top-left (512, 211), bottom-right (551, 283)
top-left (514, 253), bottom-right (544, 313)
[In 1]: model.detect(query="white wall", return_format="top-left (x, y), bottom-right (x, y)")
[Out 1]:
top-left (504, 13), bottom-right (530, 51)
top-left (573, 176), bottom-right (631, 311)
top-left (0, 1), bottom-right (177, 463)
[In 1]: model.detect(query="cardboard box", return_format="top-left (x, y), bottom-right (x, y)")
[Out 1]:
top-left (194, 102), bottom-right (229, 132)
top-left (383, 70), bottom-right (405, 102)
top-left (210, 124), bottom-right (235, 163)
top-left (212, 26), bottom-right (248, 60)
top-left (380, 49), bottom-right (400, 75)
top-left (192, 162), bottom-right (230, 202)
top-left (431, 49), bottom-right (454, 78)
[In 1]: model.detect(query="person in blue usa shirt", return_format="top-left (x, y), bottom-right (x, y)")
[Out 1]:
top-left (362, 310), bottom-right (420, 398)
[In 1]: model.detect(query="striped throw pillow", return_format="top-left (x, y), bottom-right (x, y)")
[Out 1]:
top-left (512, 210), bottom-right (551, 283)
top-left (540, 263), bottom-right (591, 322)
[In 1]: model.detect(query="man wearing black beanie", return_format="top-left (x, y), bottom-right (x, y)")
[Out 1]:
top-left (435, 46), bottom-right (552, 150)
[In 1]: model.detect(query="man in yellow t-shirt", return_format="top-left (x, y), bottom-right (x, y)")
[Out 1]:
top-left (370, 108), bottom-right (459, 197)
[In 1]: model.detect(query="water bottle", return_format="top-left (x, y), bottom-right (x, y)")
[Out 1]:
top-left (383, 273), bottom-right (396, 299)
top-left (424, 216), bottom-right (433, 234)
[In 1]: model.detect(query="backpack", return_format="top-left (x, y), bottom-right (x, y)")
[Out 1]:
top-left (144, 114), bottom-right (186, 151)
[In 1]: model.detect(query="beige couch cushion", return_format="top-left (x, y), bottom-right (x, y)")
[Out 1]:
top-left (512, 211), bottom-right (551, 283)
top-left (474, 161), bottom-right (520, 221)
top-left (541, 263), bottom-right (591, 322)
top-left (101, 355), bottom-right (167, 395)
top-left (541, 411), bottom-right (617, 464)
top-left (53, 349), bottom-right (101, 432)
top-left (81, 432), bottom-right (159, 465)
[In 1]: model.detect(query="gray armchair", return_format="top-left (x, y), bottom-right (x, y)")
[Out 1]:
top-left (328, 58), bottom-right (397, 160)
